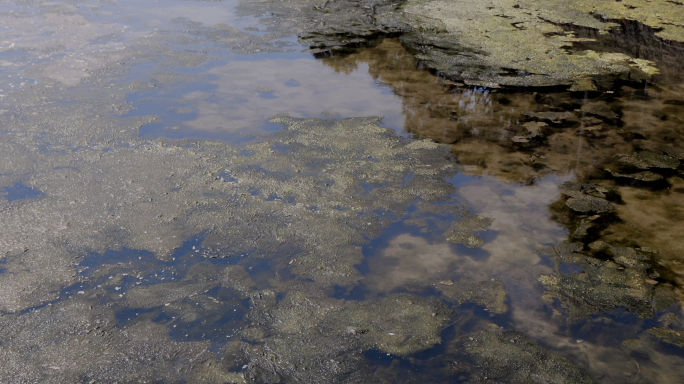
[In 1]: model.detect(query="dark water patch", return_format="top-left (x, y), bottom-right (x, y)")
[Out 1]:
top-left (446, 173), bottom-right (483, 188)
top-left (3, 182), bottom-right (43, 201)
top-left (358, 221), bottom-right (426, 276)
top-left (392, 285), bottom-right (443, 299)
top-left (116, 306), bottom-right (158, 326)
top-left (165, 296), bottom-right (250, 343)
top-left (78, 247), bottom-right (159, 276)
top-left (566, 309), bottom-right (661, 346)
top-left (652, 333), bottom-right (684, 356)
top-left (365, 348), bottom-right (405, 367)
top-left (361, 182), bottom-right (388, 193)
top-left (559, 262), bottom-right (585, 274)
top-left (330, 283), bottom-right (371, 301)
top-left (270, 143), bottom-right (292, 153)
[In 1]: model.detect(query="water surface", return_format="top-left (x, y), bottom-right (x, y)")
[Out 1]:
top-left (0, 0), bottom-right (683, 382)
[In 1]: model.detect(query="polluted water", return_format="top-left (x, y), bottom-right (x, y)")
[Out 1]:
top-left (0, 0), bottom-right (683, 382)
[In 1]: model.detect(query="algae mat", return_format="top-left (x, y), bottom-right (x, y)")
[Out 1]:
top-left (2, 0), bottom-right (684, 382)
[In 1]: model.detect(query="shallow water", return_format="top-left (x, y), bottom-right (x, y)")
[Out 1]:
top-left (1, 0), bottom-right (683, 382)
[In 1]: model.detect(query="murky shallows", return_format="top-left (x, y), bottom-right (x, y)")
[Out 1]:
top-left (0, 0), bottom-right (683, 382)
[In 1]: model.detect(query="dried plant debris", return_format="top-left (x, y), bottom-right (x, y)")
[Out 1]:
top-left (538, 242), bottom-right (672, 321)
top-left (448, 328), bottom-right (597, 383)
top-left (241, 290), bottom-right (450, 382)
top-left (560, 182), bottom-right (614, 213)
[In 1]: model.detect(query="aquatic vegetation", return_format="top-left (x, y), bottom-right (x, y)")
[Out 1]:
top-left (448, 327), bottom-right (597, 383)
top-left (0, 297), bottom-right (217, 383)
top-left (538, 242), bottom-right (672, 321)
top-left (241, 291), bottom-right (450, 382)
top-left (447, 213), bottom-right (493, 248)
top-left (1, 0), bottom-right (684, 381)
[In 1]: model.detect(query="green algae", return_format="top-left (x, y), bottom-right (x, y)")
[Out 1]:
top-left (1, 0), bottom-right (683, 382)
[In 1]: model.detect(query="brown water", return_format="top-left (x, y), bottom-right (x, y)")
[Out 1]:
top-left (0, 0), bottom-right (683, 382)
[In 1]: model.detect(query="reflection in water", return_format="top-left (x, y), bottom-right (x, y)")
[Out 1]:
top-left (135, 55), bottom-right (406, 140)
top-left (323, 37), bottom-right (684, 382)
top-left (1, 0), bottom-right (684, 382)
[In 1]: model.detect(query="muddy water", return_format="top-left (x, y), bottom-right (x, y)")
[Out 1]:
top-left (1, 0), bottom-right (683, 383)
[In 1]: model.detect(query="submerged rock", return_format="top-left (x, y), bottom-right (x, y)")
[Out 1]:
top-left (243, 291), bottom-right (451, 382)
top-left (0, 298), bottom-right (217, 383)
top-left (448, 328), bottom-right (597, 383)
top-left (539, 242), bottom-right (663, 321)
top-left (650, 327), bottom-right (684, 347)
top-left (523, 111), bottom-right (579, 124)
top-left (605, 169), bottom-right (664, 182)
top-left (617, 150), bottom-right (680, 169)
top-left (560, 182), bottom-right (614, 213)
top-left (438, 278), bottom-right (509, 315)
top-left (0, 116), bottom-right (461, 312)
top-left (447, 213), bottom-right (493, 248)
top-left (581, 101), bottom-right (619, 122)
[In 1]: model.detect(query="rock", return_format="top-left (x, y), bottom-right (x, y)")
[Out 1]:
top-left (523, 111), bottom-right (578, 124)
top-left (581, 101), bottom-right (619, 122)
top-left (449, 328), bottom-right (597, 383)
top-left (617, 150), bottom-right (680, 169)
top-left (605, 169), bottom-right (664, 182)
